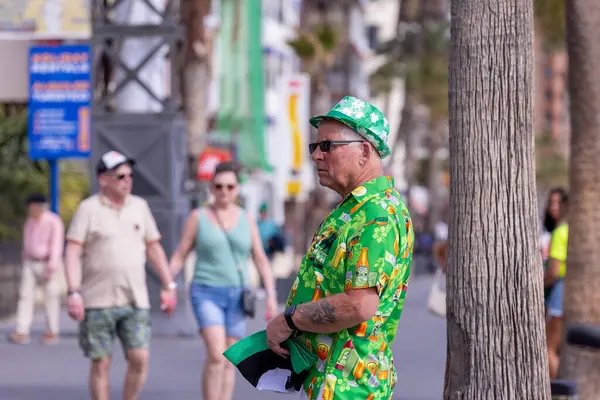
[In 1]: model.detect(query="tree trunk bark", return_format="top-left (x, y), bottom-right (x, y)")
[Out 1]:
top-left (557, 2), bottom-right (600, 397)
top-left (181, 0), bottom-right (212, 158)
top-left (445, 0), bottom-right (550, 398)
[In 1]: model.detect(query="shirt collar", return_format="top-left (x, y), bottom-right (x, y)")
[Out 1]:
top-left (348, 175), bottom-right (395, 202)
top-left (100, 193), bottom-right (130, 210)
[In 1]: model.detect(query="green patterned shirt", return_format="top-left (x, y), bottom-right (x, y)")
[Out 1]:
top-left (286, 176), bottom-right (414, 400)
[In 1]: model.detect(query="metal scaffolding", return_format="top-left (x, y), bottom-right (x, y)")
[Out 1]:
top-left (90, 0), bottom-right (194, 335)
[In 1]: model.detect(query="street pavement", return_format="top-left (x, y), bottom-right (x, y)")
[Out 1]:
top-left (0, 274), bottom-right (446, 400)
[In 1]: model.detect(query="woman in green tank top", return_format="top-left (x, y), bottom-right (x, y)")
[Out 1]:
top-left (169, 162), bottom-right (278, 400)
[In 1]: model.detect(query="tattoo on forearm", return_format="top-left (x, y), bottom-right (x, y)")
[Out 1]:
top-left (299, 300), bottom-right (337, 324)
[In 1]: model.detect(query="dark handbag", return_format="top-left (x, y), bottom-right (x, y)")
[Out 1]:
top-left (211, 207), bottom-right (256, 318)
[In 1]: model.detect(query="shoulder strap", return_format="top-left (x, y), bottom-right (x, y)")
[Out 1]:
top-left (210, 206), bottom-right (245, 286)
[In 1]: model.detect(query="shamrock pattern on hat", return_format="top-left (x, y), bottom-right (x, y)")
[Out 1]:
top-left (310, 96), bottom-right (392, 158)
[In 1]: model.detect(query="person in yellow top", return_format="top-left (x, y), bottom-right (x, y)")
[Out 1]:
top-left (543, 190), bottom-right (569, 379)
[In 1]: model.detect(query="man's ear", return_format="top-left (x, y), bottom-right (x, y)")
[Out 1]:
top-left (362, 142), bottom-right (373, 160)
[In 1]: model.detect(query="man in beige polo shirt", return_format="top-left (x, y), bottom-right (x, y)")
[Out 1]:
top-left (64, 150), bottom-right (177, 400)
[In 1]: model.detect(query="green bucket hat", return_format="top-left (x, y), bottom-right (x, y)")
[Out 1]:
top-left (309, 96), bottom-right (391, 159)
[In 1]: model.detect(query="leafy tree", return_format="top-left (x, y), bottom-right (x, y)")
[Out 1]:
top-left (287, 22), bottom-right (343, 122)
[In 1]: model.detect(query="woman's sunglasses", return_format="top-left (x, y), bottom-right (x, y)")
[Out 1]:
top-left (214, 183), bottom-right (236, 191)
top-left (308, 140), bottom-right (365, 154)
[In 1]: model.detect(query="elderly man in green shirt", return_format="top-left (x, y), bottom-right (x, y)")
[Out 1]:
top-left (266, 96), bottom-right (414, 400)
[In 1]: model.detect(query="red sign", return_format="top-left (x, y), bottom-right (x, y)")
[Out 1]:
top-left (196, 147), bottom-right (233, 181)
top-left (35, 40), bottom-right (62, 46)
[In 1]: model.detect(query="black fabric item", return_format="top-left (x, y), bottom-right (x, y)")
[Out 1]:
top-left (223, 330), bottom-right (317, 393)
top-left (236, 349), bottom-right (309, 391)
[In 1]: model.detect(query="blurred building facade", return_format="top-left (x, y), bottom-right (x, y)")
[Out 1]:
top-left (363, 0), bottom-right (407, 190)
top-left (543, 51), bottom-right (570, 155)
top-left (534, 34), bottom-right (570, 158)
top-left (0, 0), bottom-right (91, 102)
top-left (207, 0), bottom-right (315, 226)
top-left (240, 0), bottom-right (314, 225)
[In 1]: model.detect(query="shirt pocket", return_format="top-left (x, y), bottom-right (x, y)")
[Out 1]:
top-left (307, 226), bottom-right (339, 269)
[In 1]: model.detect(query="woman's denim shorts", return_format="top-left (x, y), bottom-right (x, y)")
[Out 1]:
top-left (189, 282), bottom-right (246, 338)
top-left (546, 279), bottom-right (564, 318)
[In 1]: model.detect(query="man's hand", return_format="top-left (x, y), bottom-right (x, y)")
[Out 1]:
top-left (67, 293), bottom-right (84, 321)
top-left (265, 295), bottom-right (278, 321)
top-left (266, 313), bottom-right (293, 358)
top-left (160, 288), bottom-right (177, 316)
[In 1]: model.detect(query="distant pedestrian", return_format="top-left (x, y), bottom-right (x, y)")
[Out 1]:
top-left (543, 189), bottom-right (569, 379)
top-left (169, 161), bottom-right (278, 400)
top-left (9, 193), bottom-right (64, 345)
top-left (541, 187), bottom-right (568, 300)
top-left (63, 151), bottom-right (177, 400)
top-left (257, 202), bottom-right (286, 262)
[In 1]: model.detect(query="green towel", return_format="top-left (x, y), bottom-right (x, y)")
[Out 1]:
top-left (224, 330), bottom-right (317, 393)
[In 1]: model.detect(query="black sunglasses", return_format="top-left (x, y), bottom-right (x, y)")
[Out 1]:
top-left (215, 183), bottom-right (236, 191)
top-left (308, 140), bottom-right (365, 154)
top-left (115, 172), bottom-right (133, 180)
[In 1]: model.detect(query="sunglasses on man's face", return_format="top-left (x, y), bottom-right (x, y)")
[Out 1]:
top-left (214, 183), bottom-right (236, 191)
top-left (114, 172), bottom-right (133, 181)
top-left (308, 140), bottom-right (365, 154)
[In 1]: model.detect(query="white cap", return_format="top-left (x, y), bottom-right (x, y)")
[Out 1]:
top-left (96, 150), bottom-right (135, 174)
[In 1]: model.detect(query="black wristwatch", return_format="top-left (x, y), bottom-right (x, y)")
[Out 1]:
top-left (284, 305), bottom-right (299, 332)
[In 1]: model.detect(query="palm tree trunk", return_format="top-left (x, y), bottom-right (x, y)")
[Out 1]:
top-left (181, 0), bottom-right (212, 159)
top-left (444, 0), bottom-right (550, 396)
top-left (558, 2), bottom-right (600, 397)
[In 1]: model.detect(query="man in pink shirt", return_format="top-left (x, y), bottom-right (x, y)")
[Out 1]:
top-left (9, 193), bottom-right (65, 345)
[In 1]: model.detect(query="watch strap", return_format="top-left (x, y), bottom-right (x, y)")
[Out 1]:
top-left (284, 305), bottom-right (299, 331)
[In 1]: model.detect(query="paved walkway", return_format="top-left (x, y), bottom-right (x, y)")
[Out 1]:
top-left (0, 274), bottom-right (446, 400)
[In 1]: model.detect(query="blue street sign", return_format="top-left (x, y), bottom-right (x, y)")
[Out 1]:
top-left (27, 44), bottom-right (92, 160)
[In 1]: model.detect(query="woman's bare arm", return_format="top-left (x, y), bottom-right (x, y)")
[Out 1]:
top-left (169, 210), bottom-right (200, 277)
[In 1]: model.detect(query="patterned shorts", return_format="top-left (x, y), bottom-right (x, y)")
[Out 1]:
top-left (78, 305), bottom-right (151, 360)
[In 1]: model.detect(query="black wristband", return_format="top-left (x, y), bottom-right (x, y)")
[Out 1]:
top-left (284, 305), bottom-right (299, 331)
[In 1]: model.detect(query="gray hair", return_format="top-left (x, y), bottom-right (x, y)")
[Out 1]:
top-left (339, 126), bottom-right (364, 141)
top-left (339, 125), bottom-right (381, 159)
